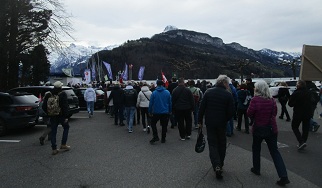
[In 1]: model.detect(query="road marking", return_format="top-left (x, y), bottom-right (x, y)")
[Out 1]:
top-left (263, 141), bottom-right (289, 148)
top-left (0, 140), bottom-right (21, 143)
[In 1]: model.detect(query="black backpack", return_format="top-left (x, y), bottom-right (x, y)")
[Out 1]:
top-left (308, 88), bottom-right (319, 105)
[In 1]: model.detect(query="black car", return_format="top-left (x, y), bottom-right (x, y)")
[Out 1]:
top-left (73, 88), bottom-right (105, 109)
top-left (0, 92), bottom-right (39, 136)
top-left (8, 86), bottom-right (80, 122)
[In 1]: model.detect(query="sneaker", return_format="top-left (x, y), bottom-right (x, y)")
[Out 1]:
top-left (215, 166), bottom-right (223, 180)
top-left (297, 142), bottom-right (307, 150)
top-left (147, 126), bottom-right (150, 134)
top-left (88, 113), bottom-right (91, 118)
top-left (150, 137), bottom-right (160, 144)
top-left (39, 137), bottom-right (45, 146)
top-left (251, 167), bottom-right (261, 175)
top-left (129, 130), bottom-right (133, 133)
top-left (286, 118), bottom-right (291, 122)
top-left (313, 124), bottom-right (320, 132)
top-left (60, 145), bottom-right (71, 150)
top-left (194, 126), bottom-right (199, 129)
top-left (161, 138), bottom-right (166, 143)
top-left (52, 149), bottom-right (59, 155)
top-left (180, 137), bottom-right (186, 141)
top-left (276, 177), bottom-right (290, 186)
top-left (143, 128), bottom-right (147, 132)
top-left (186, 135), bottom-right (191, 140)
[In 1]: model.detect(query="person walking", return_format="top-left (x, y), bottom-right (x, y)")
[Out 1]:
top-left (247, 80), bottom-right (290, 186)
top-left (84, 84), bottom-right (96, 118)
top-left (288, 80), bottom-right (311, 150)
top-left (277, 82), bottom-right (291, 121)
top-left (148, 80), bottom-right (172, 144)
top-left (172, 78), bottom-right (194, 140)
top-left (236, 84), bottom-right (251, 134)
top-left (108, 83), bottom-right (125, 126)
top-left (124, 82), bottom-right (138, 133)
top-left (42, 81), bottom-right (70, 155)
top-left (188, 80), bottom-right (202, 130)
top-left (198, 75), bottom-right (234, 180)
top-left (226, 80), bottom-right (237, 137)
top-left (137, 82), bottom-right (152, 133)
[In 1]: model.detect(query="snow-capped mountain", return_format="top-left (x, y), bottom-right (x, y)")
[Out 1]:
top-left (259, 48), bottom-right (301, 60)
top-left (163, 25), bottom-right (178, 32)
top-left (49, 43), bottom-right (118, 74)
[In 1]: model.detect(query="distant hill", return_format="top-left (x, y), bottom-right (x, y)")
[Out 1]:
top-left (49, 26), bottom-right (301, 80)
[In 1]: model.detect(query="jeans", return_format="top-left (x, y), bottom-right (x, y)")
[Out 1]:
top-left (309, 118), bottom-right (318, 131)
top-left (125, 106), bottom-right (136, 131)
top-left (226, 118), bottom-right (234, 136)
top-left (87, 101), bottom-right (95, 115)
top-left (252, 134), bottom-right (288, 178)
top-left (140, 107), bottom-right (151, 128)
top-left (291, 116), bottom-right (310, 144)
top-left (113, 104), bottom-right (124, 124)
top-left (206, 126), bottom-right (226, 169)
top-left (151, 114), bottom-right (169, 139)
top-left (237, 108), bottom-right (249, 131)
top-left (50, 116), bottom-right (70, 150)
top-left (175, 109), bottom-right (192, 139)
top-left (193, 104), bottom-right (199, 127)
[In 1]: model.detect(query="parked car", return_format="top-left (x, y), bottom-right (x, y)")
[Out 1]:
top-left (73, 88), bottom-right (105, 109)
top-left (0, 92), bottom-right (39, 136)
top-left (269, 80), bottom-right (297, 97)
top-left (8, 86), bottom-right (80, 123)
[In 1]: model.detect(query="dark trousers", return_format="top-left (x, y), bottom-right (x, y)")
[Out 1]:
top-left (140, 107), bottom-right (151, 128)
top-left (291, 116), bottom-right (310, 144)
top-left (252, 134), bottom-right (288, 178)
top-left (151, 114), bottom-right (169, 139)
top-left (237, 108), bottom-right (249, 131)
top-left (280, 102), bottom-right (290, 119)
top-left (136, 107), bottom-right (141, 123)
top-left (175, 109), bottom-right (192, 138)
top-left (113, 104), bottom-right (124, 124)
top-left (206, 126), bottom-right (227, 169)
top-left (50, 116), bottom-right (69, 150)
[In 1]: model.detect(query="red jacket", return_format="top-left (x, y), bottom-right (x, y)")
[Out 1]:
top-left (247, 96), bottom-right (278, 134)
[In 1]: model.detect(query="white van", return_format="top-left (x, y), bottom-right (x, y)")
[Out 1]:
top-left (269, 80), bottom-right (297, 97)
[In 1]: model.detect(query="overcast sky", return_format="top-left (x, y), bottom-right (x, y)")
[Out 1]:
top-left (62, 0), bottom-right (322, 53)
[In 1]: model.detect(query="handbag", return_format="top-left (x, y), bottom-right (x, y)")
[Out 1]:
top-left (253, 99), bottom-right (274, 138)
top-left (195, 127), bottom-right (206, 153)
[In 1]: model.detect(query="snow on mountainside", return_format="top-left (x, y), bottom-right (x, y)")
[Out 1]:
top-left (163, 25), bottom-right (178, 32)
top-left (49, 43), bottom-right (118, 73)
top-left (259, 48), bottom-right (301, 60)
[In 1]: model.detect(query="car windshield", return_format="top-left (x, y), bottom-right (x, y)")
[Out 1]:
top-left (96, 89), bottom-right (104, 95)
top-left (13, 94), bottom-right (39, 104)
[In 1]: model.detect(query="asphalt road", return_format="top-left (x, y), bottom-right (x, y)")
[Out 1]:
top-left (0, 102), bottom-right (321, 188)
top-left (228, 102), bottom-right (322, 187)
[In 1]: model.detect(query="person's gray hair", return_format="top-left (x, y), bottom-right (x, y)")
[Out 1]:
top-left (254, 80), bottom-right (271, 99)
top-left (216, 75), bottom-right (230, 85)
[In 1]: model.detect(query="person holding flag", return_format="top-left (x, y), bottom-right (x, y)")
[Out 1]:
top-left (161, 71), bottom-right (169, 88)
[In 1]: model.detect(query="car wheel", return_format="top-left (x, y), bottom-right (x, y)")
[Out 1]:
top-left (0, 120), bottom-right (7, 136)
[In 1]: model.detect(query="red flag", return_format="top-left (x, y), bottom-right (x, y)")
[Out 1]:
top-left (161, 71), bottom-right (169, 88)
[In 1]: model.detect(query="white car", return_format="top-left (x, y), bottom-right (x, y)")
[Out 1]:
top-left (269, 80), bottom-right (297, 97)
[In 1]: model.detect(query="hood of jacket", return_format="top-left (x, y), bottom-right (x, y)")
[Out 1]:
top-left (141, 86), bottom-right (150, 92)
top-left (155, 86), bottom-right (166, 92)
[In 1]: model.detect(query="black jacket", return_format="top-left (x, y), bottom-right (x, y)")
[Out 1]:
top-left (124, 88), bottom-right (137, 107)
top-left (198, 84), bottom-right (234, 128)
top-left (172, 85), bottom-right (194, 111)
top-left (288, 87), bottom-right (311, 119)
top-left (108, 86), bottom-right (125, 105)
top-left (278, 87), bottom-right (290, 104)
top-left (42, 88), bottom-right (69, 118)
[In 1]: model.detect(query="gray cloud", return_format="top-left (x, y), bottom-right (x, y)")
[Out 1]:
top-left (62, 0), bottom-right (322, 52)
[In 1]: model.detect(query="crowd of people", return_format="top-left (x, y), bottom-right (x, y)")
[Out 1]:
top-left (40, 76), bottom-right (322, 186)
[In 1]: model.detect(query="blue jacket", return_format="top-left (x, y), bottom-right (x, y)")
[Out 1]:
top-left (149, 86), bottom-right (172, 114)
top-left (229, 83), bottom-right (238, 103)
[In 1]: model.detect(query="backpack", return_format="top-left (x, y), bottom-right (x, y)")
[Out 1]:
top-left (192, 88), bottom-right (200, 104)
top-left (243, 91), bottom-right (252, 106)
top-left (308, 88), bottom-right (319, 105)
top-left (47, 92), bottom-right (61, 116)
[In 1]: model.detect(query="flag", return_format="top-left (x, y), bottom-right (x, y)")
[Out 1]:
top-left (138, 66), bottom-right (145, 81)
top-left (161, 71), bottom-right (169, 88)
top-left (84, 69), bottom-right (91, 84)
top-left (91, 57), bottom-right (96, 81)
top-left (62, 68), bottom-right (73, 77)
top-left (103, 61), bottom-right (113, 80)
top-left (121, 63), bottom-right (128, 81)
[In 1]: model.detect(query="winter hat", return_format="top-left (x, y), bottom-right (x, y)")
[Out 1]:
top-left (53, 81), bottom-right (63, 88)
